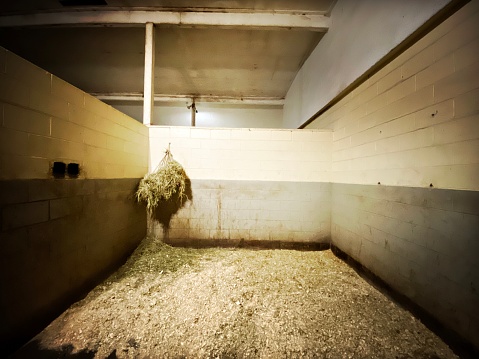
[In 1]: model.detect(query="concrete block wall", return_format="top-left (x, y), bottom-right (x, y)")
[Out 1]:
top-left (0, 48), bottom-right (148, 179)
top-left (306, 1), bottom-right (479, 348)
top-left (0, 47), bottom-right (149, 352)
top-left (282, 0), bottom-right (452, 129)
top-left (148, 127), bottom-right (332, 246)
top-left (150, 127), bottom-right (332, 182)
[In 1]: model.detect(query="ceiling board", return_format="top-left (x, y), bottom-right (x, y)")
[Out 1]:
top-left (0, 0), bottom-right (335, 105)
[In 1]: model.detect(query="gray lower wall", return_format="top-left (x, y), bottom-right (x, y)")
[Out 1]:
top-left (0, 178), bottom-right (146, 352)
top-left (331, 183), bottom-right (479, 348)
top-left (150, 180), bottom-right (331, 248)
top-left (3, 178), bottom-right (477, 350)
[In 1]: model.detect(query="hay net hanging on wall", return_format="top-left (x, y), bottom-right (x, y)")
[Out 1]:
top-left (136, 144), bottom-right (188, 215)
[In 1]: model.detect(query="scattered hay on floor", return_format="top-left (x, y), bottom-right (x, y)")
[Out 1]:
top-left (14, 237), bottom-right (459, 359)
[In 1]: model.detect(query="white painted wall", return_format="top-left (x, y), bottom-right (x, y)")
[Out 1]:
top-left (148, 126), bottom-right (332, 244)
top-left (283, 0), bottom-right (452, 129)
top-left (0, 47), bottom-right (148, 180)
top-left (306, 0), bottom-right (479, 191)
top-left (149, 126), bottom-right (332, 182)
top-left (110, 102), bottom-right (283, 128)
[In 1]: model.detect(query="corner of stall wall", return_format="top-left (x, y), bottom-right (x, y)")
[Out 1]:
top-left (147, 125), bottom-right (333, 249)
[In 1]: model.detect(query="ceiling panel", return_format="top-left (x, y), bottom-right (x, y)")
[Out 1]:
top-left (0, 0), bottom-right (335, 103)
top-left (0, 27), bottom-right (146, 93)
top-left (0, 26), bottom-right (322, 98)
top-left (154, 27), bottom-right (322, 97)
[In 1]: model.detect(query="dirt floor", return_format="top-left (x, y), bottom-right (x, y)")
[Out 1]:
top-left (13, 236), bottom-right (459, 359)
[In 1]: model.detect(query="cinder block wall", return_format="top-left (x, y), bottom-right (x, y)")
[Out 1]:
top-left (148, 127), bottom-right (332, 247)
top-left (306, 1), bottom-right (479, 348)
top-left (0, 47), bottom-right (149, 351)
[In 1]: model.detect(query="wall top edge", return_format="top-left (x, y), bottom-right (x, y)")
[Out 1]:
top-left (331, 181), bottom-right (479, 192)
top-left (147, 125), bottom-right (333, 132)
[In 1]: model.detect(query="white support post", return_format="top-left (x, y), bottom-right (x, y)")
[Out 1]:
top-left (142, 22), bottom-right (155, 125)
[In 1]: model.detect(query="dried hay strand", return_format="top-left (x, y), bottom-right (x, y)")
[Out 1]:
top-left (136, 145), bottom-right (188, 215)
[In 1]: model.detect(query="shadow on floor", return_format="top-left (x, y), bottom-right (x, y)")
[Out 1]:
top-left (164, 238), bottom-right (331, 251)
top-left (9, 339), bottom-right (119, 359)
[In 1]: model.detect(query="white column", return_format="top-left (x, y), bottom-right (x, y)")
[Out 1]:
top-left (142, 22), bottom-right (155, 125)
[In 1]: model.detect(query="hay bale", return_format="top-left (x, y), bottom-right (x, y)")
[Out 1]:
top-left (136, 147), bottom-right (188, 215)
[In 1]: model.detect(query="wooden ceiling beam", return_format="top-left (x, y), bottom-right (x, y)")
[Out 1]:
top-left (0, 10), bottom-right (330, 31)
top-left (93, 93), bottom-right (285, 106)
